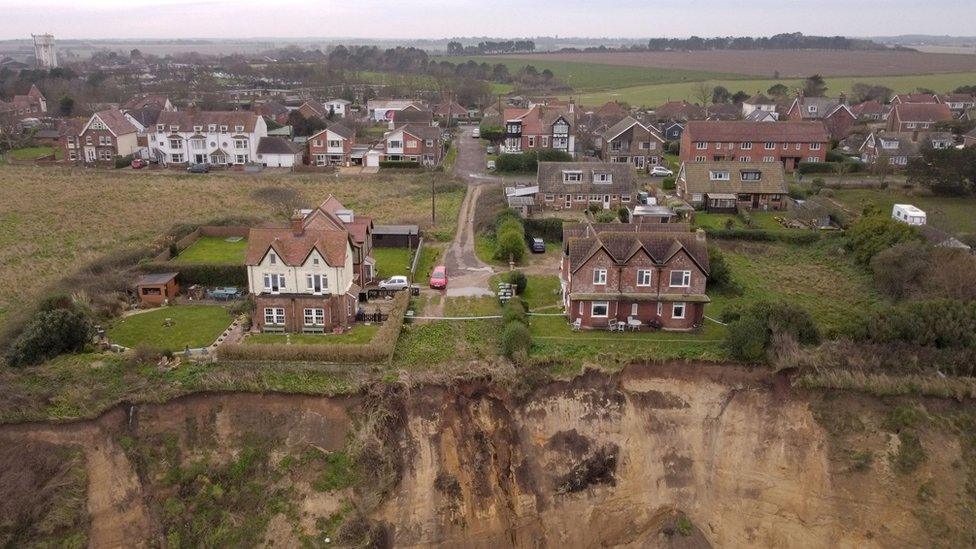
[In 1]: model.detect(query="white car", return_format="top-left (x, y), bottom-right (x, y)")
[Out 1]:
top-left (650, 166), bottom-right (674, 177)
top-left (378, 275), bottom-right (409, 290)
top-left (472, 128), bottom-right (481, 138)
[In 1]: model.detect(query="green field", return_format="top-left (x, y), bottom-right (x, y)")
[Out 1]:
top-left (572, 72), bottom-right (976, 107)
top-left (3, 146), bottom-right (57, 161)
top-left (171, 236), bottom-right (247, 264)
top-left (108, 305), bottom-right (234, 351)
top-left (830, 189), bottom-right (976, 238)
top-left (443, 56), bottom-right (741, 92)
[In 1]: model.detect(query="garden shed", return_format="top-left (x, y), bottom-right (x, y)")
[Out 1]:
top-left (135, 272), bottom-right (180, 307)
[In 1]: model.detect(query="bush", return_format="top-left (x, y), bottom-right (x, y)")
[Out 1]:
top-left (115, 154), bottom-right (134, 169)
top-left (494, 153), bottom-right (525, 172)
top-left (846, 215), bottom-right (923, 265)
top-left (797, 161), bottom-right (836, 175)
top-left (523, 217), bottom-right (564, 241)
top-left (788, 184), bottom-right (812, 200)
top-left (860, 300), bottom-right (976, 349)
top-left (502, 299), bottom-right (528, 325)
top-left (500, 320), bottom-right (532, 360)
top-left (617, 206), bottom-right (629, 223)
top-left (661, 176), bottom-right (676, 190)
top-left (508, 270), bottom-right (527, 295)
top-left (725, 314), bottom-right (768, 362)
top-left (724, 301), bottom-right (820, 362)
top-left (494, 216), bottom-right (526, 263)
top-left (536, 149), bottom-right (573, 163)
top-left (870, 241), bottom-right (931, 299)
top-left (706, 247), bottom-right (737, 293)
top-left (595, 211), bottom-right (616, 223)
top-left (703, 228), bottom-right (822, 245)
top-left (379, 161), bottom-right (421, 169)
top-left (666, 141), bottom-right (680, 155)
top-left (5, 308), bottom-right (95, 367)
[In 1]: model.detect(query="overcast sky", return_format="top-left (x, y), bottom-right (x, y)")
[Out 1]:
top-left (2, 0), bottom-right (975, 40)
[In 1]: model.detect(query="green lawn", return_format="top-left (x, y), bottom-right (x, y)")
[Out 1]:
top-left (489, 274), bottom-right (562, 311)
top-left (572, 72), bottom-right (976, 107)
top-left (830, 189), bottom-right (976, 238)
top-left (244, 324), bottom-right (379, 345)
top-left (693, 212), bottom-right (794, 231)
top-left (171, 236), bottom-right (247, 264)
top-left (374, 245), bottom-right (441, 280)
top-left (4, 146), bottom-right (56, 161)
top-left (108, 305), bottom-right (234, 351)
top-left (710, 239), bottom-right (883, 334)
top-left (442, 56), bottom-right (741, 92)
top-left (393, 318), bottom-right (502, 368)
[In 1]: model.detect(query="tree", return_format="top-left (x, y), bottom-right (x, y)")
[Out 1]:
top-left (802, 74), bottom-right (828, 97)
top-left (846, 215), bottom-right (924, 265)
top-left (58, 95), bottom-right (74, 116)
top-left (731, 90), bottom-right (750, 104)
top-left (851, 83), bottom-right (893, 103)
top-left (446, 41), bottom-right (464, 56)
top-left (692, 82), bottom-right (711, 106)
top-left (907, 147), bottom-right (976, 196)
top-left (767, 83), bottom-right (789, 99)
top-left (711, 85), bottom-right (731, 104)
top-left (5, 308), bottom-right (94, 367)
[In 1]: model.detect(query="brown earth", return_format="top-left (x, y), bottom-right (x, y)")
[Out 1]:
top-left (508, 50), bottom-right (976, 77)
top-left (1, 363), bottom-right (974, 547)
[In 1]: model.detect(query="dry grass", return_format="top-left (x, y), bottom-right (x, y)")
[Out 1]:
top-left (795, 370), bottom-right (976, 400)
top-left (0, 165), bottom-right (463, 330)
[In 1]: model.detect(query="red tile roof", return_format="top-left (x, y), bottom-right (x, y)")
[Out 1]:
top-left (89, 109), bottom-right (139, 136)
top-left (893, 103), bottom-right (953, 123)
top-left (685, 120), bottom-right (829, 142)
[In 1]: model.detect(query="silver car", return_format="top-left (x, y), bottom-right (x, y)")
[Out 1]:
top-left (378, 275), bottom-right (409, 290)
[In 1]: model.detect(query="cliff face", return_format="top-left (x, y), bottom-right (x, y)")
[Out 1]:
top-left (1, 363), bottom-right (973, 548)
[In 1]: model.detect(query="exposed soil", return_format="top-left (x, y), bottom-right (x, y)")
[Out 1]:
top-left (2, 363), bottom-right (975, 547)
top-left (508, 50), bottom-right (976, 78)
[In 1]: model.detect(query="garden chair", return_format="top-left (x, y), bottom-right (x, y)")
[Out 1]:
top-left (571, 318), bottom-right (581, 331)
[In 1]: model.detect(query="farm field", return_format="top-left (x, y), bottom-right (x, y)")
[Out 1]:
top-left (443, 55), bottom-right (739, 91)
top-left (572, 72), bottom-right (976, 107)
top-left (0, 165), bottom-right (463, 329)
top-left (505, 49), bottom-right (976, 78)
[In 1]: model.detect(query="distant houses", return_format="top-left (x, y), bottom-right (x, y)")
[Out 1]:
top-left (679, 120), bottom-right (829, 172)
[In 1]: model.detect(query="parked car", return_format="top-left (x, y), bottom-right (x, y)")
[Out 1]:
top-left (130, 158), bottom-right (147, 169)
top-left (486, 145), bottom-right (496, 154)
top-left (472, 128), bottom-right (480, 138)
top-left (531, 238), bottom-right (546, 253)
top-left (378, 275), bottom-right (409, 290)
top-left (187, 163), bottom-right (209, 173)
top-left (637, 191), bottom-right (649, 204)
top-left (650, 166), bottom-right (673, 177)
top-left (429, 265), bottom-right (448, 289)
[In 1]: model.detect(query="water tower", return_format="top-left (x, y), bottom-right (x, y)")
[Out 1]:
top-left (32, 34), bottom-right (57, 69)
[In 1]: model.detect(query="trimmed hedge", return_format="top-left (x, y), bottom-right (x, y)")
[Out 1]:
top-left (523, 217), bottom-right (564, 242)
top-left (798, 161), bottom-right (866, 175)
top-left (218, 290), bottom-right (409, 364)
top-left (703, 228), bottom-right (823, 245)
top-left (141, 261), bottom-right (247, 287)
top-left (115, 154), bottom-right (134, 169)
top-left (379, 161), bottom-right (421, 169)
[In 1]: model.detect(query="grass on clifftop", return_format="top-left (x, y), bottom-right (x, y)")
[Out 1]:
top-left (108, 305), bottom-right (235, 351)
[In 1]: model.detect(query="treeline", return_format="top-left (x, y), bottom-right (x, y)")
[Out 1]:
top-left (446, 40), bottom-right (535, 56)
top-left (645, 32), bottom-right (886, 51)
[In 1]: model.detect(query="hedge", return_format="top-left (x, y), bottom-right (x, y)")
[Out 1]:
top-left (140, 261), bottom-right (247, 287)
top-left (379, 161), bottom-right (421, 169)
top-left (798, 161), bottom-right (866, 175)
top-left (703, 228), bottom-right (824, 245)
top-left (218, 290), bottom-right (409, 364)
top-left (115, 154), bottom-right (134, 169)
top-left (523, 217), bottom-right (564, 241)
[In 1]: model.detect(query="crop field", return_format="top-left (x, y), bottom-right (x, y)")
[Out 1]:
top-left (573, 72), bottom-right (976, 107)
top-left (505, 50), bottom-right (976, 78)
top-left (0, 165), bottom-right (463, 328)
top-left (440, 56), bottom-right (738, 91)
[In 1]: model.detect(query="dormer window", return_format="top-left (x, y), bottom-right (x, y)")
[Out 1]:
top-left (808, 105), bottom-right (818, 114)
top-left (220, 125), bottom-right (228, 132)
top-left (235, 125), bottom-right (244, 132)
top-left (562, 170), bottom-right (583, 183)
top-left (593, 172), bottom-right (612, 184)
top-left (157, 124), bottom-right (165, 132)
top-left (193, 125), bottom-right (202, 132)
top-left (709, 170), bottom-right (730, 181)
top-left (208, 124), bottom-right (216, 132)
top-left (740, 170), bottom-right (761, 181)
top-left (169, 125), bottom-right (179, 132)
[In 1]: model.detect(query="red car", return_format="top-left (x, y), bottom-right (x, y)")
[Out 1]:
top-left (130, 158), bottom-right (147, 169)
top-left (429, 265), bottom-right (448, 289)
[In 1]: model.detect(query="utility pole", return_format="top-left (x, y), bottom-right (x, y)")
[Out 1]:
top-left (431, 176), bottom-right (436, 226)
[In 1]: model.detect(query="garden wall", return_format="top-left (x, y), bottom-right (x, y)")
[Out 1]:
top-left (152, 225), bottom-right (250, 262)
top-left (217, 290), bottom-right (410, 365)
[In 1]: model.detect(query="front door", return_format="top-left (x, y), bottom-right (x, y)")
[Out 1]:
top-left (603, 195), bottom-right (611, 209)
top-left (194, 154), bottom-right (206, 164)
top-left (84, 147), bottom-right (96, 162)
top-left (565, 195), bottom-right (572, 208)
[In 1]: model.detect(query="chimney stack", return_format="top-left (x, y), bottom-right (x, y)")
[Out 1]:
top-left (291, 213), bottom-right (305, 235)
top-left (839, 92), bottom-right (847, 105)
top-left (695, 228), bottom-right (706, 242)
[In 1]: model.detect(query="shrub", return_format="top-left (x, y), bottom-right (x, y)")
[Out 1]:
top-left (661, 176), bottom-right (676, 190)
top-left (523, 217), bottom-right (563, 241)
top-left (115, 154), bottom-right (134, 169)
top-left (703, 228), bottom-right (822, 245)
top-left (891, 432), bottom-right (926, 474)
top-left (706, 247), bottom-right (737, 293)
top-left (502, 298), bottom-right (528, 324)
top-left (724, 301), bottom-right (820, 362)
top-left (494, 153), bottom-right (524, 172)
top-left (500, 320), bottom-right (532, 360)
top-left (798, 161), bottom-right (836, 175)
top-left (870, 241), bottom-right (931, 299)
top-left (587, 204), bottom-right (601, 214)
top-left (846, 216), bottom-right (923, 265)
top-left (617, 206), bottom-right (629, 223)
top-left (508, 270), bottom-right (527, 295)
top-left (861, 300), bottom-right (976, 349)
top-left (5, 308), bottom-right (95, 367)
top-left (724, 314), bottom-right (768, 362)
top-left (595, 211), bottom-right (616, 223)
top-left (666, 141), bottom-right (680, 155)
top-left (495, 230), bottom-right (526, 263)
top-left (788, 184), bottom-right (812, 200)
top-left (379, 160), bottom-right (421, 169)
top-left (536, 149), bottom-right (573, 163)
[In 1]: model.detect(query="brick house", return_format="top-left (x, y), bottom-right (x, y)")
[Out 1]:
top-left (302, 195), bottom-right (375, 285)
top-left (785, 94), bottom-right (857, 140)
top-left (70, 109), bottom-right (141, 164)
top-left (676, 161), bottom-right (788, 212)
top-left (679, 120), bottom-right (830, 172)
top-left (381, 124), bottom-right (443, 166)
top-left (939, 94), bottom-right (976, 115)
top-left (600, 116), bottom-right (665, 170)
top-left (560, 222), bottom-right (709, 331)
top-left (536, 162), bottom-right (636, 211)
top-left (654, 100), bottom-right (705, 122)
top-left (851, 100), bottom-right (887, 122)
top-left (891, 93), bottom-right (939, 105)
top-left (502, 104), bottom-right (576, 156)
top-left (297, 99), bottom-right (329, 121)
top-left (432, 101), bottom-right (469, 123)
top-left (887, 103), bottom-right (953, 132)
top-left (0, 84), bottom-right (47, 118)
top-left (308, 124), bottom-right (355, 166)
top-left (150, 111), bottom-right (267, 166)
top-left (253, 100), bottom-right (290, 125)
top-left (244, 196), bottom-right (374, 333)
top-left (391, 108), bottom-right (434, 128)
top-left (859, 131), bottom-right (955, 168)
top-left (57, 117), bottom-right (87, 163)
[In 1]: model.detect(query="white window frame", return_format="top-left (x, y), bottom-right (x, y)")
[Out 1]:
top-left (303, 308), bottom-right (325, 326)
top-left (695, 142), bottom-right (706, 150)
top-left (264, 307), bottom-right (285, 325)
top-left (669, 270), bottom-right (691, 288)
top-left (593, 268), bottom-right (607, 285)
top-left (305, 273), bottom-right (328, 294)
top-left (637, 269), bottom-right (652, 287)
top-left (672, 302), bottom-right (686, 320)
top-left (810, 142), bottom-right (822, 151)
top-left (591, 301), bottom-right (609, 318)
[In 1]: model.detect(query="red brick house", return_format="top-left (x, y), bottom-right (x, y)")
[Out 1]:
top-left (1, 84), bottom-right (47, 118)
top-left (851, 100), bottom-right (887, 122)
top-left (391, 108), bottom-right (434, 127)
top-left (502, 104), bottom-right (576, 156)
top-left (381, 124), bottom-right (443, 166)
top-left (560, 222), bottom-right (709, 331)
top-left (887, 103), bottom-right (953, 132)
top-left (654, 100), bottom-right (706, 122)
top-left (70, 109), bottom-right (141, 164)
top-left (297, 99), bottom-right (328, 121)
top-left (253, 100), bottom-right (290, 125)
top-left (536, 162), bottom-right (636, 211)
top-left (891, 93), bottom-right (939, 105)
top-left (57, 117), bottom-right (87, 163)
top-left (939, 94), bottom-right (976, 115)
top-left (785, 94), bottom-right (857, 139)
top-left (308, 124), bottom-right (355, 166)
top-left (679, 120), bottom-right (829, 172)
top-left (600, 116), bottom-right (665, 170)
top-left (432, 101), bottom-right (469, 123)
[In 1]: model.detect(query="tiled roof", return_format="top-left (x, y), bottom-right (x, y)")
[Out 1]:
top-left (121, 94), bottom-right (169, 111)
top-left (91, 109), bottom-right (138, 135)
top-left (327, 123), bottom-right (354, 139)
top-left (679, 161), bottom-right (788, 195)
top-left (893, 93), bottom-right (939, 104)
top-left (564, 228), bottom-right (709, 275)
top-left (256, 136), bottom-right (299, 155)
top-left (602, 116), bottom-right (662, 142)
top-left (789, 97), bottom-right (850, 120)
top-left (744, 94), bottom-right (774, 105)
top-left (392, 108), bottom-right (433, 124)
top-left (537, 162), bottom-right (635, 195)
top-left (685, 120), bottom-right (829, 142)
top-left (245, 227), bottom-right (349, 267)
top-left (892, 103), bottom-right (953, 123)
top-left (157, 110), bottom-right (261, 132)
top-left (396, 123), bottom-right (441, 141)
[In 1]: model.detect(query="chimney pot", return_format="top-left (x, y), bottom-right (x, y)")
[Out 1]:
top-left (291, 215), bottom-right (304, 235)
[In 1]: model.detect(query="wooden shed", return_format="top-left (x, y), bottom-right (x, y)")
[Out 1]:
top-left (136, 272), bottom-right (180, 307)
top-left (372, 224), bottom-right (420, 248)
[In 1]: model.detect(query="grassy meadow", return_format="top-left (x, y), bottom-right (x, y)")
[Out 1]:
top-left (0, 165), bottom-right (463, 329)
top-left (830, 188), bottom-right (976, 239)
